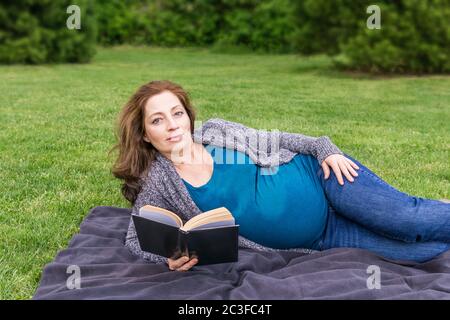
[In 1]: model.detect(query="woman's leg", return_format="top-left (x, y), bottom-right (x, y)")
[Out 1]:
top-left (317, 206), bottom-right (450, 263)
top-left (315, 153), bottom-right (450, 243)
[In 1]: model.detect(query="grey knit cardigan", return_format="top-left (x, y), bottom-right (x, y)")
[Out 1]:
top-left (125, 118), bottom-right (344, 264)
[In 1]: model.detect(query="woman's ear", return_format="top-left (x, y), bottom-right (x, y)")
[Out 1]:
top-left (143, 135), bottom-right (150, 143)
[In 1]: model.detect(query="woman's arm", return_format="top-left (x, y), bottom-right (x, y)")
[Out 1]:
top-left (196, 118), bottom-right (343, 165)
top-left (125, 218), bottom-right (168, 264)
top-left (125, 176), bottom-right (199, 270)
top-left (196, 118), bottom-right (359, 185)
top-left (125, 178), bottom-right (169, 264)
top-left (278, 131), bottom-right (343, 165)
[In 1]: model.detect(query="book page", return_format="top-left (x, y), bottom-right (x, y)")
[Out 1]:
top-left (182, 207), bottom-right (234, 231)
top-left (139, 205), bottom-right (183, 228)
top-left (182, 207), bottom-right (230, 227)
top-left (187, 218), bottom-right (236, 231)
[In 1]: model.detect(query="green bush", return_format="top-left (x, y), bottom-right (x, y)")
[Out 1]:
top-left (136, 0), bottom-right (220, 47)
top-left (0, 0), bottom-right (97, 64)
top-left (291, 0), bottom-right (364, 55)
top-left (94, 0), bottom-right (297, 53)
top-left (338, 0), bottom-right (450, 73)
top-left (95, 0), bottom-right (137, 45)
top-left (293, 0), bottom-right (450, 74)
top-left (215, 0), bottom-right (297, 53)
top-left (95, 0), bottom-right (220, 47)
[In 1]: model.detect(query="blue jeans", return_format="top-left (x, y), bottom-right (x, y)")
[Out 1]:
top-left (312, 153), bottom-right (450, 263)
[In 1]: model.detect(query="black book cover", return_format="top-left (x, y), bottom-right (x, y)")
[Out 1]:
top-left (132, 215), bottom-right (239, 265)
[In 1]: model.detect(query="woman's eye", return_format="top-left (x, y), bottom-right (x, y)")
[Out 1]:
top-left (174, 111), bottom-right (184, 116)
top-left (152, 118), bottom-right (162, 125)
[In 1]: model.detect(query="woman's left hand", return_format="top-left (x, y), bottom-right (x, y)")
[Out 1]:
top-left (321, 154), bottom-right (360, 186)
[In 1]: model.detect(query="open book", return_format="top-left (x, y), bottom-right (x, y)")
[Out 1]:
top-left (132, 205), bottom-right (239, 265)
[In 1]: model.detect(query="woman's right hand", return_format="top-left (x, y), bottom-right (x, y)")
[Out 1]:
top-left (167, 255), bottom-right (198, 271)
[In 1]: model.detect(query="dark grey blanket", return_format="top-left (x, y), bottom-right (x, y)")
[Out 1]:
top-left (33, 206), bottom-right (450, 300)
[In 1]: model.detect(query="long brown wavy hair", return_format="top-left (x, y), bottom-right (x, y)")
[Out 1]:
top-left (110, 80), bottom-right (196, 205)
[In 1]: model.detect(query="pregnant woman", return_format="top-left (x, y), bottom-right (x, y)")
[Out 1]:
top-left (112, 80), bottom-right (450, 272)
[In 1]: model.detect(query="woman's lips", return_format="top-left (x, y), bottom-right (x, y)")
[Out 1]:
top-left (167, 133), bottom-right (183, 142)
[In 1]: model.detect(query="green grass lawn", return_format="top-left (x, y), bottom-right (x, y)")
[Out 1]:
top-left (0, 46), bottom-right (449, 299)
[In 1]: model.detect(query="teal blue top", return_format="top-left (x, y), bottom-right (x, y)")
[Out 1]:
top-left (182, 144), bottom-right (329, 250)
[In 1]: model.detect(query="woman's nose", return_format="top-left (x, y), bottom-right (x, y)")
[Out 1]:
top-left (166, 116), bottom-right (179, 130)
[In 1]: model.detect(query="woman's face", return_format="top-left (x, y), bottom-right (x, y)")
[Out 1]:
top-left (143, 90), bottom-right (192, 158)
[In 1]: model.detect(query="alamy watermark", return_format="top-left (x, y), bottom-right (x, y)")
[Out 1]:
top-left (169, 120), bottom-right (281, 175)
top-left (66, 265), bottom-right (81, 289)
top-left (66, 5), bottom-right (81, 30)
top-left (367, 5), bottom-right (381, 29)
top-left (65, 4), bottom-right (381, 31)
top-left (366, 265), bottom-right (381, 289)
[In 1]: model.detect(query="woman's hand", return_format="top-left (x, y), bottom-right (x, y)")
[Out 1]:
top-left (167, 255), bottom-right (198, 271)
top-left (321, 154), bottom-right (360, 185)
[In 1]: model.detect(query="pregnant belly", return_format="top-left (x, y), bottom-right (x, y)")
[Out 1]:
top-left (237, 191), bottom-right (328, 249)
top-left (237, 154), bottom-right (328, 249)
